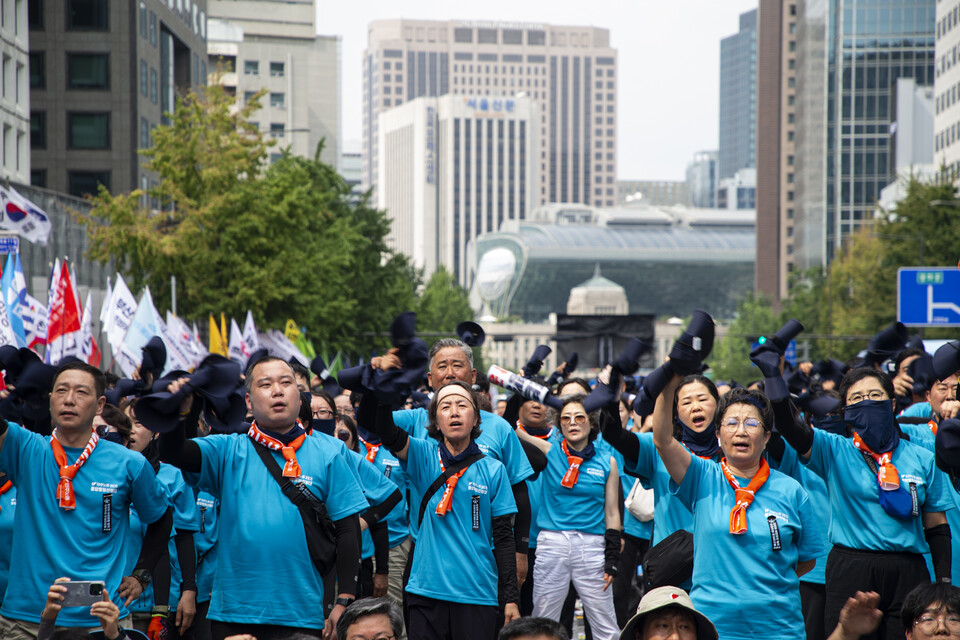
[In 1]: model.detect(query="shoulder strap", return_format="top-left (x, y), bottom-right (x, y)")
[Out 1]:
top-left (417, 452), bottom-right (484, 528)
top-left (251, 440), bottom-right (302, 503)
top-left (859, 450), bottom-right (879, 476)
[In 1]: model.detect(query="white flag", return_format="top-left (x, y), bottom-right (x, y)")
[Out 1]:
top-left (0, 294), bottom-right (20, 347)
top-left (119, 287), bottom-right (162, 368)
top-left (22, 293), bottom-right (47, 349)
top-left (0, 185), bottom-right (52, 245)
top-left (78, 292), bottom-right (95, 364)
top-left (99, 276), bottom-right (112, 325)
top-left (227, 318), bottom-right (248, 365)
top-left (104, 274), bottom-right (138, 351)
top-left (242, 311), bottom-right (260, 355)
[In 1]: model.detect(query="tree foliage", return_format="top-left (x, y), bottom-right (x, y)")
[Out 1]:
top-left (415, 266), bottom-right (474, 335)
top-left (78, 85), bottom-right (421, 357)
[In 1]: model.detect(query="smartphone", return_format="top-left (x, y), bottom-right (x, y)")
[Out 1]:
top-left (59, 581), bottom-right (106, 607)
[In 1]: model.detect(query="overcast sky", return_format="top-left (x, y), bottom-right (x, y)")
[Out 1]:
top-left (317, 0), bottom-right (758, 181)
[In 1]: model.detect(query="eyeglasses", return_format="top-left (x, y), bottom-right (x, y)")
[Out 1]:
top-left (915, 614), bottom-right (960, 633)
top-left (347, 635), bottom-right (396, 640)
top-left (846, 390), bottom-right (887, 404)
top-left (721, 417), bottom-right (763, 432)
top-left (560, 414), bottom-right (588, 426)
top-left (313, 409), bottom-right (334, 419)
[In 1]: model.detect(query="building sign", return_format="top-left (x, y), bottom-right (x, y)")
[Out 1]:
top-left (463, 97), bottom-right (516, 117)
top-left (425, 106), bottom-right (436, 185)
top-left (457, 20), bottom-right (545, 31)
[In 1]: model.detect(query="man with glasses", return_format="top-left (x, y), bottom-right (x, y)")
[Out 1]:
top-left (902, 582), bottom-right (960, 640)
top-left (336, 598), bottom-right (403, 640)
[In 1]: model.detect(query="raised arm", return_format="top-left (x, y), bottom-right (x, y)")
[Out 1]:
top-left (651, 374), bottom-right (691, 485)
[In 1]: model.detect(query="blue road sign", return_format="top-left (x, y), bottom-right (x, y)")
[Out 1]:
top-left (0, 235), bottom-right (18, 255)
top-left (898, 267), bottom-right (960, 326)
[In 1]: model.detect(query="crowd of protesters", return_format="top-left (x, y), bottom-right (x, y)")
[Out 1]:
top-left (0, 310), bottom-right (958, 640)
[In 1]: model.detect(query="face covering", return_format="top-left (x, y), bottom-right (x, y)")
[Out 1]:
top-left (678, 417), bottom-right (720, 458)
top-left (844, 399), bottom-right (899, 454)
top-left (812, 415), bottom-right (847, 437)
top-left (310, 418), bottom-right (336, 437)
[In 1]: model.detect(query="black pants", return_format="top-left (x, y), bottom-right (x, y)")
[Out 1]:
top-left (613, 534), bottom-right (649, 627)
top-left (406, 593), bottom-right (497, 640)
top-left (520, 547), bottom-right (537, 616)
top-left (824, 545), bottom-right (930, 640)
top-left (210, 621), bottom-right (321, 640)
top-left (800, 581), bottom-right (826, 640)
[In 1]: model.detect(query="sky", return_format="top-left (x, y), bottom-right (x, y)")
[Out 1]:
top-left (317, 0), bottom-right (759, 182)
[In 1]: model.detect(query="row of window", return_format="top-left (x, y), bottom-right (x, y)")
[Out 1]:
top-left (243, 61), bottom-right (285, 77)
top-left (935, 120), bottom-right (960, 151)
top-left (937, 4), bottom-right (960, 41)
top-left (31, 170), bottom-right (110, 198)
top-left (243, 91), bottom-right (285, 108)
top-left (936, 79), bottom-right (960, 114)
top-left (31, 112), bottom-right (111, 150)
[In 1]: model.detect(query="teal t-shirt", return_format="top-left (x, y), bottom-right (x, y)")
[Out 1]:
top-left (772, 442), bottom-right (830, 585)
top-left (537, 439), bottom-right (613, 536)
top-left (624, 432), bottom-right (695, 545)
top-left (359, 441), bottom-right (410, 551)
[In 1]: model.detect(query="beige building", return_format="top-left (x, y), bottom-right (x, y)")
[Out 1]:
top-left (29, 0), bottom-right (207, 197)
top-left (364, 19), bottom-right (617, 208)
top-left (566, 266), bottom-right (628, 315)
top-left (755, 0), bottom-right (798, 306)
top-left (207, 0), bottom-right (340, 168)
top-left (1, 0), bottom-right (29, 184)
top-left (935, 0), bottom-right (960, 177)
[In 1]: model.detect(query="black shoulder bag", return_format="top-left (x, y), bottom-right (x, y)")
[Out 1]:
top-left (417, 453), bottom-right (485, 527)
top-left (252, 443), bottom-right (339, 575)
top-left (642, 529), bottom-right (694, 590)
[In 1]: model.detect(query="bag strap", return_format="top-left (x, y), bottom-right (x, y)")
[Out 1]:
top-left (252, 440), bottom-right (308, 507)
top-left (859, 450), bottom-right (879, 476)
top-left (417, 452), bottom-right (484, 528)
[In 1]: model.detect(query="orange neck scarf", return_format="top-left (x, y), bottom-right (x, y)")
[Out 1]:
top-left (50, 429), bottom-right (99, 510)
top-left (560, 439), bottom-right (583, 488)
top-left (852, 432), bottom-right (900, 490)
top-left (0, 479), bottom-right (12, 512)
top-left (363, 440), bottom-right (380, 463)
top-left (928, 419), bottom-right (938, 436)
top-left (248, 422), bottom-right (307, 478)
top-left (436, 451), bottom-right (469, 516)
top-left (720, 457), bottom-right (771, 535)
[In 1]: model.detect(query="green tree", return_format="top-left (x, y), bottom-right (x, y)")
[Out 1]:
top-left (78, 85), bottom-right (418, 357)
top-left (708, 293), bottom-right (780, 383)
top-left (415, 266), bottom-right (474, 334)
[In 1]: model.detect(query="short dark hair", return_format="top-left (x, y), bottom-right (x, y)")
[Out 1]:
top-left (53, 362), bottom-right (105, 398)
top-left (499, 616), bottom-right (569, 640)
top-left (427, 380), bottom-right (482, 441)
top-left (554, 393), bottom-right (600, 443)
top-left (837, 367), bottom-right (894, 407)
top-left (557, 377), bottom-right (592, 396)
top-left (244, 356), bottom-right (295, 393)
top-left (338, 414), bottom-right (359, 453)
top-left (102, 402), bottom-right (133, 443)
top-left (336, 597), bottom-right (404, 640)
top-left (716, 387), bottom-right (774, 432)
top-left (311, 389), bottom-right (337, 416)
top-left (289, 360), bottom-right (310, 383)
top-left (901, 582), bottom-right (960, 630)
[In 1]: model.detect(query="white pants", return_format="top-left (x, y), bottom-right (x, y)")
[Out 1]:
top-left (532, 529), bottom-right (619, 640)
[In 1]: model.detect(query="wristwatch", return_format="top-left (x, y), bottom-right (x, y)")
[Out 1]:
top-left (131, 569), bottom-right (152, 588)
top-left (335, 596), bottom-right (355, 608)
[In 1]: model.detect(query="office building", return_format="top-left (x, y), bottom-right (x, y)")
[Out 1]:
top-left (364, 19), bottom-right (617, 207)
top-left (892, 77), bottom-right (934, 174)
top-left (0, 1), bottom-right (29, 184)
top-left (29, 0), bottom-right (208, 197)
top-left (717, 168), bottom-right (756, 210)
top-left (793, 0), bottom-right (935, 270)
top-left (935, 0), bottom-right (960, 177)
top-left (207, 0), bottom-right (340, 168)
top-left (617, 180), bottom-right (689, 206)
top-left (685, 150), bottom-right (717, 208)
top-left (755, 0), bottom-right (799, 305)
top-left (378, 94), bottom-right (537, 286)
top-left (719, 9), bottom-right (757, 181)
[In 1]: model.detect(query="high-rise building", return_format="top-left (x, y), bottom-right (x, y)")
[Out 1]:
top-left (719, 9), bottom-right (757, 181)
top-left (755, 0), bottom-right (798, 304)
top-left (0, 1), bottom-right (29, 184)
top-left (363, 19), bottom-right (617, 207)
top-left (794, 0), bottom-right (935, 270)
top-left (685, 150), bottom-right (717, 208)
top-left (29, 0), bottom-right (207, 198)
top-left (717, 168), bottom-right (756, 210)
top-left (934, 0), bottom-right (960, 176)
top-left (207, 0), bottom-right (340, 168)
top-left (377, 94), bottom-right (537, 285)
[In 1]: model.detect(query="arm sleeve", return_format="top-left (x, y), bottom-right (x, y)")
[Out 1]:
top-left (519, 437), bottom-right (546, 475)
top-left (363, 488), bottom-right (402, 527)
top-left (925, 522), bottom-right (952, 582)
top-left (767, 430), bottom-right (786, 466)
top-left (511, 481), bottom-right (530, 554)
top-left (492, 514), bottom-right (520, 606)
top-left (334, 514), bottom-right (362, 595)
top-left (502, 394), bottom-right (523, 429)
top-left (371, 521), bottom-right (389, 575)
top-left (373, 401), bottom-right (410, 454)
top-left (600, 401), bottom-right (639, 463)
top-left (134, 507), bottom-right (173, 574)
top-left (158, 420), bottom-right (202, 473)
top-left (772, 397), bottom-right (814, 456)
top-left (175, 531), bottom-right (197, 593)
top-left (151, 547), bottom-right (171, 607)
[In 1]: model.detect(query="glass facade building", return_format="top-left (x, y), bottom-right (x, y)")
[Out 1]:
top-left (719, 9), bottom-right (758, 180)
top-left (796, 0), bottom-right (935, 268)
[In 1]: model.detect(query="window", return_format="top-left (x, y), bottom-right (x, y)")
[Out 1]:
top-left (30, 169), bottom-right (45, 188)
top-left (454, 27), bottom-right (472, 43)
top-left (140, 117), bottom-right (150, 149)
top-left (270, 92), bottom-right (284, 108)
top-left (29, 51), bottom-right (43, 88)
top-left (149, 67), bottom-right (158, 104)
top-left (270, 123), bottom-right (284, 138)
top-left (478, 28), bottom-right (497, 44)
top-left (67, 53), bottom-right (109, 89)
top-left (139, 59), bottom-right (148, 96)
top-left (244, 60), bottom-right (259, 75)
top-left (149, 11), bottom-right (157, 46)
top-left (68, 171), bottom-right (110, 198)
top-left (244, 90), bottom-right (257, 104)
top-left (139, 2), bottom-right (147, 38)
top-left (69, 113), bottom-right (110, 149)
top-left (66, 0), bottom-right (107, 30)
top-left (270, 62), bottom-right (284, 77)
top-left (527, 30), bottom-right (545, 45)
top-left (28, 0), bottom-right (42, 29)
top-left (270, 153), bottom-right (282, 164)
top-left (503, 29), bottom-right (523, 45)
top-left (29, 111), bottom-right (44, 148)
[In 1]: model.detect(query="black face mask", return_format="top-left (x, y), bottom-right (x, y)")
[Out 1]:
top-left (677, 417), bottom-right (720, 458)
top-left (812, 415), bottom-right (847, 436)
top-left (844, 398), bottom-right (899, 453)
top-left (310, 418), bottom-right (336, 437)
top-left (102, 430), bottom-right (125, 445)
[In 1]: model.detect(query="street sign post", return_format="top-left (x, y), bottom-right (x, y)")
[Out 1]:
top-left (0, 234), bottom-right (18, 255)
top-left (898, 267), bottom-right (960, 326)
